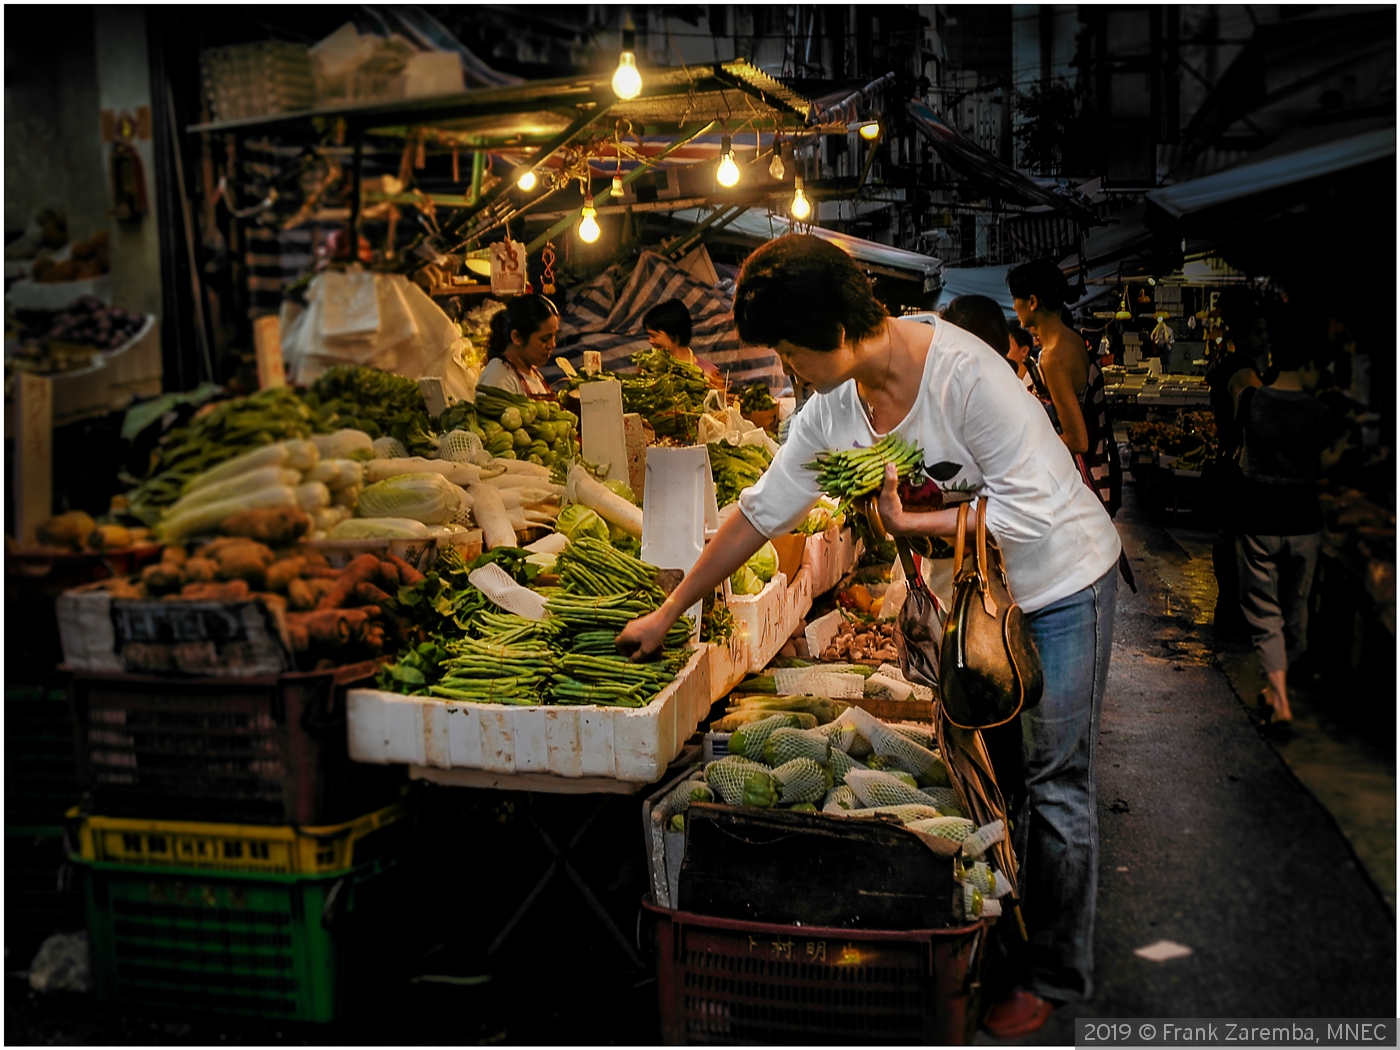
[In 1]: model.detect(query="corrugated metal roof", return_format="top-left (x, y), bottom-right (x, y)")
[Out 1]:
top-left (669, 207), bottom-right (943, 277)
top-left (1147, 120), bottom-right (1394, 219)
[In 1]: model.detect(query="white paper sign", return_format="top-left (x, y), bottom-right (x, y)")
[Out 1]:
top-left (490, 239), bottom-right (526, 297)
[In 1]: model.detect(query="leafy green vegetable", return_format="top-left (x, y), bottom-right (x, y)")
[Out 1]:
top-left (556, 504), bottom-right (610, 543)
top-left (747, 541), bottom-right (779, 583)
top-left (730, 566), bottom-right (764, 595)
top-left (707, 441), bottom-right (773, 507)
top-left (304, 365), bottom-right (437, 458)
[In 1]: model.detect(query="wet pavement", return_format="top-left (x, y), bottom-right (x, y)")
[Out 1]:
top-left (7, 489), bottom-right (1394, 1045)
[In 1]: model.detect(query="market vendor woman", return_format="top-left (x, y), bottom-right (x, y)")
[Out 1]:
top-left (617, 234), bottom-right (1121, 1038)
top-left (478, 294), bottom-right (559, 397)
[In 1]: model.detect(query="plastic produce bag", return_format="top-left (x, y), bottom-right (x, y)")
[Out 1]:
top-left (696, 389), bottom-right (778, 456)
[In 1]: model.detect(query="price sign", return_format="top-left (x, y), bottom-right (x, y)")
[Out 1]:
top-left (490, 239), bottom-right (526, 297)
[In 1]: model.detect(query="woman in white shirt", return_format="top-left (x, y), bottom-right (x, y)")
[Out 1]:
top-left (617, 234), bottom-right (1120, 1038)
top-left (477, 295), bottom-right (559, 397)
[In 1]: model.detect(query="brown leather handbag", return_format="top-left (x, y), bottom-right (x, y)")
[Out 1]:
top-left (938, 501), bottom-right (1043, 729)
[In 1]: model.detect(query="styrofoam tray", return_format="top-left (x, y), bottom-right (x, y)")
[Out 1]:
top-left (802, 525), bottom-right (861, 596)
top-left (705, 628), bottom-right (750, 705)
top-left (347, 646), bottom-right (710, 784)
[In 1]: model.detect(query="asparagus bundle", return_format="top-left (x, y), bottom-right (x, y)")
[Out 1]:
top-left (804, 434), bottom-right (924, 513)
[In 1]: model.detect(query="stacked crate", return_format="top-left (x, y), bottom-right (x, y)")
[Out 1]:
top-left (65, 659), bottom-right (411, 1022)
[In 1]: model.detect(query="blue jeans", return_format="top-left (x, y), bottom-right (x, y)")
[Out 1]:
top-left (1013, 564), bottom-right (1117, 1003)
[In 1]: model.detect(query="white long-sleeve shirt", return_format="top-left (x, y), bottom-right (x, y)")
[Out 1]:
top-left (738, 318), bottom-right (1121, 613)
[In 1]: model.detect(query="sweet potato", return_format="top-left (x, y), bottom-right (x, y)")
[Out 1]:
top-left (161, 545), bottom-right (188, 566)
top-left (264, 557), bottom-right (306, 592)
top-left (287, 578), bottom-right (316, 611)
top-left (316, 554), bottom-right (381, 610)
top-left (303, 566), bottom-right (343, 579)
top-left (307, 578), bottom-right (337, 603)
top-left (220, 506), bottom-right (311, 546)
top-left (184, 557), bottom-right (218, 584)
top-left (212, 541), bottom-right (276, 588)
top-left (300, 547), bottom-right (331, 569)
top-left (179, 580), bottom-right (250, 601)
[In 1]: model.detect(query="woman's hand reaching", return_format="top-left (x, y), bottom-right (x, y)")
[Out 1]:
top-left (615, 606), bottom-right (675, 663)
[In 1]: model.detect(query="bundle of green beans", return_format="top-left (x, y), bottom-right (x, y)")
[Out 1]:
top-left (556, 537), bottom-right (664, 601)
top-left (551, 652), bottom-right (684, 707)
top-left (476, 610), bottom-right (561, 647)
top-left (545, 592), bottom-right (693, 648)
top-left (425, 641), bottom-right (555, 706)
top-left (804, 433), bottom-right (925, 513)
top-left (570, 630), bottom-right (625, 655)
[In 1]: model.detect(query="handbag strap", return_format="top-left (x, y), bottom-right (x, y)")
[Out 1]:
top-left (975, 500), bottom-right (999, 616)
top-left (951, 503), bottom-right (969, 576)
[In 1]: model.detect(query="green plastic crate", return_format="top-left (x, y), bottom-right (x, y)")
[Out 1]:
top-left (78, 854), bottom-right (397, 1023)
top-left (4, 687), bottom-right (78, 826)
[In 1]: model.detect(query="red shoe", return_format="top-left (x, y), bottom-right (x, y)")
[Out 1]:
top-left (983, 989), bottom-right (1056, 1039)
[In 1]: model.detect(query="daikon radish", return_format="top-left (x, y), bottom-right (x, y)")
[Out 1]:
top-left (167, 468), bottom-right (302, 517)
top-left (468, 482), bottom-right (516, 549)
top-left (524, 510), bottom-right (556, 524)
top-left (304, 459), bottom-right (364, 490)
top-left (311, 429), bottom-right (374, 459)
top-left (157, 486), bottom-right (299, 543)
top-left (524, 532), bottom-right (569, 555)
top-left (296, 482), bottom-right (332, 511)
top-left (486, 474), bottom-right (565, 493)
top-left (494, 460), bottom-right (551, 478)
top-left (506, 506), bottom-right (529, 530)
top-left (566, 464), bottom-right (643, 538)
top-left (363, 457), bottom-right (481, 486)
top-left (184, 440), bottom-right (319, 494)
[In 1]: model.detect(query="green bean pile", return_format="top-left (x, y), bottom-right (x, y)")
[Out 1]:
top-left (425, 641), bottom-right (555, 706)
top-left (555, 537), bottom-right (664, 601)
top-left (552, 652), bottom-right (689, 707)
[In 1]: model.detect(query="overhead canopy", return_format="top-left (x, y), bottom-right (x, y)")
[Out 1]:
top-left (1147, 117), bottom-right (1395, 221)
top-left (905, 100), bottom-right (1097, 223)
top-left (933, 265), bottom-right (1012, 314)
top-left (668, 207), bottom-right (943, 280)
top-left (190, 59), bottom-right (821, 142)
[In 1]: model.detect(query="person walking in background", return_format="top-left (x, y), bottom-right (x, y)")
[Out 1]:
top-left (1234, 308), bottom-right (1351, 731)
top-left (1008, 260), bottom-right (1120, 517)
top-left (1008, 324), bottom-right (1039, 393)
top-left (643, 299), bottom-right (723, 386)
top-left (1207, 290), bottom-right (1272, 639)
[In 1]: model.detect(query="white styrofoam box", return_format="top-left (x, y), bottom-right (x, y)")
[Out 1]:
top-left (726, 572), bottom-right (788, 673)
top-left (49, 314), bottom-right (161, 425)
top-left (7, 274), bottom-right (113, 311)
top-left (705, 628), bottom-right (750, 706)
top-left (348, 646), bottom-right (709, 784)
top-left (802, 525), bottom-right (861, 596)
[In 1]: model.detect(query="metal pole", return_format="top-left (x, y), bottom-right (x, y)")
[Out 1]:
top-left (469, 142), bottom-right (486, 206)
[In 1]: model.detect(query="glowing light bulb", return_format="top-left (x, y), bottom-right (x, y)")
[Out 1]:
top-left (715, 134), bottom-right (740, 188)
top-left (517, 170), bottom-right (538, 192)
top-left (612, 51), bottom-right (642, 100)
top-left (578, 196), bottom-right (601, 243)
top-left (612, 173), bottom-right (624, 197)
top-left (790, 176), bottom-right (811, 220)
top-left (859, 121), bottom-right (881, 141)
top-left (769, 151), bottom-right (785, 180)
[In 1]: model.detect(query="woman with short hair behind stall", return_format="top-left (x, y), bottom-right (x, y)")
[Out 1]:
top-left (616, 234), bottom-right (1122, 1038)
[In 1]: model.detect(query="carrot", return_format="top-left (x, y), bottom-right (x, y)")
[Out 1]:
top-left (286, 608), bottom-right (371, 647)
top-left (316, 554), bottom-right (381, 610)
top-left (264, 557), bottom-right (306, 592)
top-left (179, 580), bottom-right (251, 601)
top-left (286, 621), bottom-right (310, 651)
top-left (376, 559), bottom-right (401, 590)
top-left (307, 577), bottom-right (337, 603)
top-left (303, 566), bottom-right (343, 579)
top-left (353, 582), bottom-right (392, 606)
top-left (384, 553), bottom-right (425, 586)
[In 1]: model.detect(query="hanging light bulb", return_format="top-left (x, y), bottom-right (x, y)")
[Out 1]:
top-left (716, 134), bottom-right (740, 188)
top-left (858, 120), bottom-right (881, 141)
top-left (612, 29), bottom-right (642, 100)
top-left (578, 195), bottom-right (601, 243)
top-left (517, 170), bottom-right (538, 192)
top-left (769, 150), bottom-right (785, 180)
top-left (611, 173), bottom-right (624, 197)
top-left (790, 176), bottom-right (811, 220)
top-left (1114, 296), bottom-right (1133, 321)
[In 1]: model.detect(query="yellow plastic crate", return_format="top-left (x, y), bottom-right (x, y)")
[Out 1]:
top-left (68, 800), bottom-right (409, 875)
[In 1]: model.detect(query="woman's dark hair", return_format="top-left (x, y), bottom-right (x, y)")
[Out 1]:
top-left (941, 295), bottom-right (1010, 358)
top-left (643, 299), bottom-right (692, 347)
top-left (1268, 303), bottom-right (1329, 372)
top-left (734, 234), bottom-right (887, 351)
top-left (1009, 324), bottom-right (1033, 350)
top-left (1006, 258), bottom-right (1070, 312)
top-left (487, 295), bottom-right (558, 360)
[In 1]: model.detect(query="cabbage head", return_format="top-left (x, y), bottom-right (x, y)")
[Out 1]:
top-left (329, 517), bottom-right (431, 539)
top-left (746, 541), bottom-right (779, 584)
top-left (556, 504), bottom-right (610, 543)
top-left (730, 566), bottom-right (764, 596)
top-left (604, 479), bottom-right (639, 505)
top-left (356, 473), bottom-right (460, 524)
